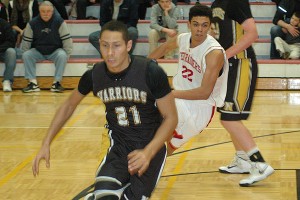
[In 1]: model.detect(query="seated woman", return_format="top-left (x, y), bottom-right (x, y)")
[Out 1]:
top-left (9, 0), bottom-right (39, 47)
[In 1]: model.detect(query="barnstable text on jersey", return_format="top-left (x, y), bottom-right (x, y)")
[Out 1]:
top-left (180, 52), bottom-right (202, 73)
top-left (96, 86), bottom-right (147, 104)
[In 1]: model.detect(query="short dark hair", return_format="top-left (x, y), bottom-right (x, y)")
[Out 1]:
top-left (294, 11), bottom-right (300, 19)
top-left (100, 20), bottom-right (129, 43)
top-left (189, 4), bottom-right (212, 22)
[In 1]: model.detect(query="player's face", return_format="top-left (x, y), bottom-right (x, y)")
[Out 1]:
top-left (39, 5), bottom-right (54, 22)
top-left (188, 16), bottom-right (211, 47)
top-left (99, 30), bottom-right (132, 73)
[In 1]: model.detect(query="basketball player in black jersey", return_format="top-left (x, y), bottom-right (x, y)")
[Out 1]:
top-left (32, 20), bottom-right (178, 200)
top-left (211, 0), bottom-right (274, 186)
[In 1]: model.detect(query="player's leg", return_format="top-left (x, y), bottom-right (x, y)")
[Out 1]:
top-left (123, 146), bottom-right (167, 199)
top-left (167, 99), bottom-right (214, 155)
top-left (218, 58), bottom-right (274, 186)
top-left (218, 58), bottom-right (254, 174)
top-left (288, 44), bottom-right (300, 59)
top-left (84, 141), bottom-right (131, 200)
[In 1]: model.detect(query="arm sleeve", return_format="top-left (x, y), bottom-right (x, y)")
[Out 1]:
top-left (272, 0), bottom-right (290, 25)
top-left (0, 22), bottom-right (15, 52)
top-left (150, 5), bottom-right (164, 31)
top-left (21, 23), bottom-right (33, 52)
top-left (146, 60), bottom-right (172, 99)
top-left (59, 21), bottom-right (73, 56)
top-left (10, 5), bottom-right (18, 26)
top-left (164, 5), bottom-right (179, 29)
top-left (78, 69), bottom-right (93, 95)
top-left (227, 0), bottom-right (253, 25)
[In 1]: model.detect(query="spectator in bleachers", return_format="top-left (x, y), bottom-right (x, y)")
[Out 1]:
top-left (88, 0), bottom-right (138, 56)
top-left (21, 1), bottom-right (73, 93)
top-left (0, 0), bottom-right (8, 21)
top-left (0, 18), bottom-right (17, 92)
top-left (8, 0), bottom-right (39, 47)
top-left (270, 0), bottom-right (300, 59)
top-left (275, 11), bottom-right (300, 59)
top-left (149, 0), bottom-right (179, 59)
top-left (75, 0), bottom-right (100, 19)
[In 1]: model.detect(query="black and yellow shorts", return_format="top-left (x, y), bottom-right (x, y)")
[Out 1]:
top-left (217, 57), bottom-right (258, 121)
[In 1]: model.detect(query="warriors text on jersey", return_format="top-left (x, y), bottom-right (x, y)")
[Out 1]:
top-left (90, 56), bottom-right (171, 146)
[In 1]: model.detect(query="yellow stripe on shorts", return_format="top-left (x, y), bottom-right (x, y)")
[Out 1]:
top-left (236, 59), bottom-right (251, 111)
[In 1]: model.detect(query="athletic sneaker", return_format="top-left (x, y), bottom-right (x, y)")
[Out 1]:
top-left (84, 193), bottom-right (95, 200)
top-left (50, 82), bottom-right (64, 92)
top-left (22, 82), bottom-right (40, 93)
top-left (2, 80), bottom-right (12, 92)
top-left (219, 154), bottom-right (252, 174)
top-left (239, 162), bottom-right (275, 187)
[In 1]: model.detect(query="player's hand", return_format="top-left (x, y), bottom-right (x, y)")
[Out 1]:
top-left (164, 4), bottom-right (172, 12)
top-left (127, 149), bottom-right (151, 177)
top-left (287, 24), bottom-right (300, 37)
top-left (32, 145), bottom-right (50, 177)
top-left (166, 29), bottom-right (177, 37)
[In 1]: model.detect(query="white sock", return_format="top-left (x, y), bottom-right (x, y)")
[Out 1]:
top-left (236, 150), bottom-right (249, 160)
top-left (29, 79), bottom-right (37, 85)
top-left (246, 147), bottom-right (260, 157)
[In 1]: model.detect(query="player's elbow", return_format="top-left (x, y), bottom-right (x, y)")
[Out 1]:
top-left (202, 92), bottom-right (211, 100)
top-left (253, 30), bottom-right (259, 40)
top-left (195, 90), bottom-right (211, 100)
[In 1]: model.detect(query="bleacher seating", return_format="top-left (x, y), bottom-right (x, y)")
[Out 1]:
top-left (1, 0), bottom-right (300, 90)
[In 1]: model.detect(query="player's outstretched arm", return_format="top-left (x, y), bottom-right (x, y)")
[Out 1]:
top-left (225, 18), bottom-right (258, 59)
top-left (32, 89), bottom-right (86, 176)
top-left (148, 35), bottom-right (178, 59)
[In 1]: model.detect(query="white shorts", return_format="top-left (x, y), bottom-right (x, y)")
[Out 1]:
top-left (170, 99), bottom-right (215, 149)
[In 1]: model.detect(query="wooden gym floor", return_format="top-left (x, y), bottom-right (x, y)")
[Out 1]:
top-left (0, 90), bottom-right (299, 200)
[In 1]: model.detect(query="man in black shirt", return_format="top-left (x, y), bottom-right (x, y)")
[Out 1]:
top-left (32, 20), bottom-right (177, 200)
top-left (270, 0), bottom-right (300, 59)
top-left (88, 0), bottom-right (139, 56)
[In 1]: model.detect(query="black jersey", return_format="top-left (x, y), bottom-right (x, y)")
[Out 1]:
top-left (78, 56), bottom-right (171, 147)
top-left (211, 0), bottom-right (256, 59)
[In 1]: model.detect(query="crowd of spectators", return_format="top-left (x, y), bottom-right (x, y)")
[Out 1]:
top-left (2, 0), bottom-right (298, 93)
